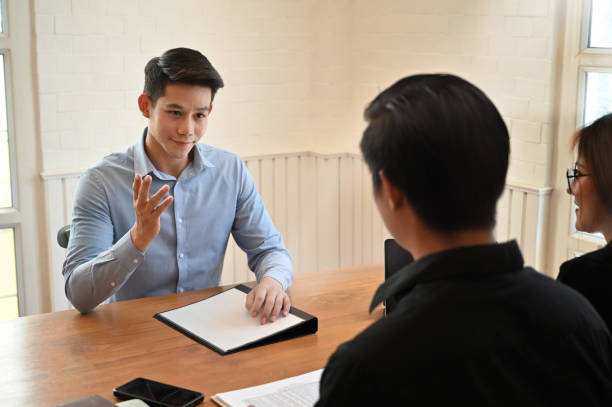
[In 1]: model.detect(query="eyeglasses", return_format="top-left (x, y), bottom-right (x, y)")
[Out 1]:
top-left (566, 165), bottom-right (591, 195)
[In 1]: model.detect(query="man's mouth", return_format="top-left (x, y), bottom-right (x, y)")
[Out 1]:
top-left (173, 140), bottom-right (192, 147)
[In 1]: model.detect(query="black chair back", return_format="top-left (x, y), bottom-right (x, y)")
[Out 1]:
top-left (57, 225), bottom-right (71, 249)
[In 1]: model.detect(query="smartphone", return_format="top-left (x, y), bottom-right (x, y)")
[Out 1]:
top-left (113, 377), bottom-right (204, 407)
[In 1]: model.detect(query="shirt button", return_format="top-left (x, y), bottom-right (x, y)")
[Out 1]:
top-left (178, 288), bottom-right (184, 293)
top-left (178, 218), bottom-right (183, 223)
top-left (179, 253), bottom-right (184, 258)
top-left (133, 258), bottom-right (139, 264)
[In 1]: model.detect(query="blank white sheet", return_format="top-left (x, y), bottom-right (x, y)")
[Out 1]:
top-left (157, 287), bottom-right (304, 353)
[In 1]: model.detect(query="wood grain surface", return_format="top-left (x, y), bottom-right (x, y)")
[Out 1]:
top-left (0, 265), bottom-right (383, 406)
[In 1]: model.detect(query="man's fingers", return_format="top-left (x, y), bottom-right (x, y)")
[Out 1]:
top-left (137, 175), bottom-right (152, 208)
top-left (149, 184), bottom-right (170, 207)
top-left (260, 292), bottom-right (277, 324)
top-left (245, 279), bottom-right (289, 324)
top-left (282, 294), bottom-right (291, 316)
top-left (245, 290), bottom-right (255, 310)
top-left (132, 174), bottom-right (142, 202)
top-left (269, 294), bottom-right (284, 323)
top-left (250, 291), bottom-right (266, 318)
top-left (153, 196), bottom-right (174, 217)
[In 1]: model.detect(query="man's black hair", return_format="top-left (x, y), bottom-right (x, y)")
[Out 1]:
top-left (360, 74), bottom-right (509, 232)
top-left (143, 47), bottom-right (224, 106)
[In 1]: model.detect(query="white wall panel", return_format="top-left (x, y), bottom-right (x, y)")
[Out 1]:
top-left (361, 160), bottom-right (374, 265)
top-left (317, 157), bottom-right (340, 272)
top-left (42, 152), bottom-right (551, 311)
top-left (40, 171), bottom-right (82, 312)
top-left (351, 156), bottom-right (364, 266)
top-left (339, 157), bottom-right (354, 268)
top-left (286, 156), bottom-right (300, 271)
top-left (298, 155), bottom-right (318, 274)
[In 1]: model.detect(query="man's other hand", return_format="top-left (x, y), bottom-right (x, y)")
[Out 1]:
top-left (130, 174), bottom-right (173, 252)
top-left (245, 277), bottom-right (291, 325)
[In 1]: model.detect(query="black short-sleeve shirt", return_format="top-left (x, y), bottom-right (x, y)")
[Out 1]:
top-left (316, 241), bottom-right (612, 406)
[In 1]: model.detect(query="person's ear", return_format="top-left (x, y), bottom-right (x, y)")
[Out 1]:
top-left (208, 103), bottom-right (213, 116)
top-left (379, 170), bottom-right (404, 211)
top-left (138, 94), bottom-right (152, 118)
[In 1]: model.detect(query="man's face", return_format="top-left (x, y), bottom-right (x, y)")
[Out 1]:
top-left (141, 83), bottom-right (213, 163)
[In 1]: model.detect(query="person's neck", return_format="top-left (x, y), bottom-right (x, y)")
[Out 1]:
top-left (600, 217), bottom-right (612, 245)
top-left (144, 136), bottom-right (191, 178)
top-left (400, 226), bottom-right (496, 260)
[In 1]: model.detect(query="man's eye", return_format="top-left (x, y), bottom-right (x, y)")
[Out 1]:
top-left (168, 111), bottom-right (181, 116)
top-left (196, 113), bottom-right (207, 119)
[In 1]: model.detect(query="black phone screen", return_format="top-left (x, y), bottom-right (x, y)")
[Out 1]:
top-left (114, 377), bottom-right (204, 407)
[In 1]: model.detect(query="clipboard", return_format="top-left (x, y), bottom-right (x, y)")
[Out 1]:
top-left (154, 284), bottom-right (318, 355)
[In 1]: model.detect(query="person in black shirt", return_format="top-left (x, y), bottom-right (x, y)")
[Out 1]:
top-left (316, 75), bottom-right (612, 406)
top-left (558, 113), bottom-right (612, 332)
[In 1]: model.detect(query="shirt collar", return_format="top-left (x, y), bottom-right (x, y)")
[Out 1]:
top-left (133, 128), bottom-right (215, 180)
top-left (369, 240), bottom-right (524, 313)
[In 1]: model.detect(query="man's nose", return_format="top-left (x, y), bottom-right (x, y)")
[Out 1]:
top-left (178, 117), bottom-right (194, 136)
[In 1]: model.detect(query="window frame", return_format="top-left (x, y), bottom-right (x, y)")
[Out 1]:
top-left (566, 0), bottom-right (612, 247)
top-left (0, 0), bottom-right (46, 317)
top-left (581, 0), bottom-right (612, 52)
top-left (0, 0), bottom-right (7, 37)
top-left (0, 3), bottom-right (23, 317)
top-left (576, 66), bottom-right (612, 127)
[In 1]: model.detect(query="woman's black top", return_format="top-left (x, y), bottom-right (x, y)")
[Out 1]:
top-left (559, 243), bottom-right (612, 331)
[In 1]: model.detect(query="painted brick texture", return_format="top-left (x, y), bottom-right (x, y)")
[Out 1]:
top-left (34, 0), bottom-right (557, 187)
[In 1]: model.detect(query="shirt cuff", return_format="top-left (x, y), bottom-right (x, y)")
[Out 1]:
top-left (112, 230), bottom-right (145, 267)
top-left (262, 269), bottom-right (291, 291)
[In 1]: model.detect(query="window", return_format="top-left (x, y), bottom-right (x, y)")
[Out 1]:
top-left (0, 228), bottom-right (17, 319)
top-left (582, 70), bottom-right (612, 125)
top-left (570, 0), bottom-right (612, 241)
top-left (0, 0), bottom-right (47, 318)
top-left (547, 1), bottom-right (612, 274)
top-left (0, 55), bottom-right (10, 208)
top-left (588, 0), bottom-right (612, 48)
top-left (0, 1), bottom-right (19, 320)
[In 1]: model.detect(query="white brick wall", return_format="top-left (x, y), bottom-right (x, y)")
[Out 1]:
top-left (34, 0), bottom-right (559, 188)
top-left (344, 0), bottom-right (558, 187)
top-left (35, 0), bottom-right (321, 171)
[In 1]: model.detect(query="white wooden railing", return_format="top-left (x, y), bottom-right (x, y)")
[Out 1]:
top-left (41, 152), bottom-right (551, 311)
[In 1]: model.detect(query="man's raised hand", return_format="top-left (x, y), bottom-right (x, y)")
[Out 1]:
top-left (130, 174), bottom-right (173, 252)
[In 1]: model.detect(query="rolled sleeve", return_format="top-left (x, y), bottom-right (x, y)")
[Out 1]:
top-left (231, 158), bottom-right (293, 290)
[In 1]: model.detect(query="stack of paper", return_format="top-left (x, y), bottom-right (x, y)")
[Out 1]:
top-left (211, 369), bottom-right (323, 407)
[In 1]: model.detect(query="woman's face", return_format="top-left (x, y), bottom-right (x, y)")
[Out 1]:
top-left (569, 155), bottom-right (608, 234)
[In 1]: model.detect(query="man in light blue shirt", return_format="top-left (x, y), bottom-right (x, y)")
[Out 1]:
top-left (63, 48), bottom-right (292, 323)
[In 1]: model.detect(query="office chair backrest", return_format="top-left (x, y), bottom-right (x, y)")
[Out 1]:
top-left (57, 225), bottom-right (71, 249)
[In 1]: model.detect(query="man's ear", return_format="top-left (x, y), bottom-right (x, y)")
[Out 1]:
top-left (208, 103), bottom-right (213, 116)
top-left (138, 94), bottom-right (152, 118)
top-left (379, 171), bottom-right (404, 211)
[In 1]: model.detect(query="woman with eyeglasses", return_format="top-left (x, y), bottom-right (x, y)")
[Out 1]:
top-left (558, 112), bottom-right (612, 331)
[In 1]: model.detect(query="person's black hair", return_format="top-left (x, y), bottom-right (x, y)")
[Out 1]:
top-left (143, 47), bottom-right (224, 106)
top-left (360, 74), bottom-right (509, 232)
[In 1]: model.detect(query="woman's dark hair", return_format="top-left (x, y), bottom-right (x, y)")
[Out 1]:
top-left (572, 113), bottom-right (612, 213)
top-left (360, 74), bottom-right (509, 232)
top-left (143, 47), bottom-right (224, 106)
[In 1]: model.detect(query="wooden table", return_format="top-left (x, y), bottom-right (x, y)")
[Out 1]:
top-left (0, 265), bottom-right (383, 406)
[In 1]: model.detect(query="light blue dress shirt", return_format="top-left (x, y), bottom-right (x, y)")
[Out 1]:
top-left (63, 129), bottom-right (293, 313)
